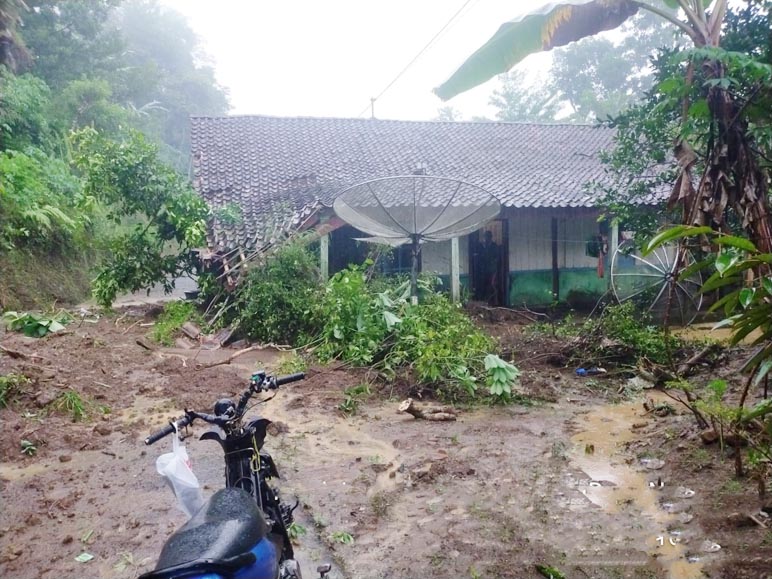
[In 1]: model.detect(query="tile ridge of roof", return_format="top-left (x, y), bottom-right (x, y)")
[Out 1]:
top-left (190, 114), bottom-right (609, 129)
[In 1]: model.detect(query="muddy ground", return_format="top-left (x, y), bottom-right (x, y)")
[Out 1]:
top-left (1, 306), bottom-right (772, 579)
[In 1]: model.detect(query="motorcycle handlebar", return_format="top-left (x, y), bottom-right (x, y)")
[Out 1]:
top-left (274, 372), bottom-right (305, 387)
top-left (145, 372), bottom-right (305, 445)
top-left (144, 414), bottom-right (192, 445)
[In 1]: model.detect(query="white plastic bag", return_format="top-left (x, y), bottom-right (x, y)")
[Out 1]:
top-left (156, 429), bottom-right (204, 517)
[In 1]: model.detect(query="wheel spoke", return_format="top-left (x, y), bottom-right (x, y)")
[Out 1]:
top-left (612, 272), bottom-right (667, 278)
top-left (618, 280), bottom-right (663, 302)
top-left (628, 253), bottom-right (666, 274)
top-left (673, 282), bottom-right (687, 325)
top-left (653, 247), bottom-right (669, 271)
top-left (648, 280), bottom-right (670, 313)
top-left (676, 281), bottom-right (701, 318)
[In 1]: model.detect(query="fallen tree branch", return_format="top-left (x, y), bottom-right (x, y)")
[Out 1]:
top-left (398, 398), bottom-right (456, 421)
top-left (197, 343), bottom-right (290, 369)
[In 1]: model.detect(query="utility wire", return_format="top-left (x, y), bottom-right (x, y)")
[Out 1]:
top-left (357, 0), bottom-right (477, 118)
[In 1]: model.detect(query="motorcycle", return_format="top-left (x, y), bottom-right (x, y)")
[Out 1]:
top-left (140, 370), bottom-right (331, 579)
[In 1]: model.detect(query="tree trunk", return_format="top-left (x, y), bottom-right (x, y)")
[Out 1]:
top-left (398, 398), bottom-right (457, 421)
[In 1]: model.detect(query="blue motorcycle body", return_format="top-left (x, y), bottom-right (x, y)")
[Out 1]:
top-left (139, 488), bottom-right (281, 579)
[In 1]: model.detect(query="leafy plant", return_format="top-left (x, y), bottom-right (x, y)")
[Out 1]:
top-left (3, 310), bottom-right (71, 337)
top-left (73, 128), bottom-right (209, 307)
top-left (315, 265), bottom-right (518, 403)
top-left (20, 439), bottom-right (37, 456)
top-left (646, 226), bottom-right (772, 480)
top-left (234, 243), bottom-right (322, 344)
top-left (330, 531), bottom-right (354, 545)
top-left (0, 373), bottom-right (29, 407)
top-left (338, 383), bottom-right (371, 416)
top-left (151, 301), bottom-right (201, 346)
top-left (0, 147), bottom-right (89, 251)
top-left (287, 522), bottom-right (306, 543)
top-left (484, 354), bottom-right (521, 399)
top-left (52, 389), bottom-right (89, 422)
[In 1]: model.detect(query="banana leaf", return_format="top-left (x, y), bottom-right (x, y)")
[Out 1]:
top-left (434, 0), bottom-right (640, 100)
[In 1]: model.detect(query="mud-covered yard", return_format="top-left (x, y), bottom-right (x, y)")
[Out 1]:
top-left (1, 307), bottom-right (771, 579)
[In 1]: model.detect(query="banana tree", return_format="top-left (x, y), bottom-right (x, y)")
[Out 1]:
top-left (435, 0), bottom-right (772, 255)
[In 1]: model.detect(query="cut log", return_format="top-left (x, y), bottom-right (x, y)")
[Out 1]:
top-left (398, 398), bottom-right (456, 421)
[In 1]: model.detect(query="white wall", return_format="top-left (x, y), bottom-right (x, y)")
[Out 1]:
top-left (383, 208), bottom-right (602, 277)
top-left (506, 208), bottom-right (602, 272)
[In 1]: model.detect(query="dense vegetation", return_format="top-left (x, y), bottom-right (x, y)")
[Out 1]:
top-left (0, 0), bottom-right (227, 308)
top-left (217, 245), bottom-right (520, 403)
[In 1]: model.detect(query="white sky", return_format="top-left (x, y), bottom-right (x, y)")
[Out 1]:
top-left (160, 0), bottom-right (553, 121)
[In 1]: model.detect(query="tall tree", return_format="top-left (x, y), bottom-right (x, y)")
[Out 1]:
top-left (489, 76), bottom-right (561, 122)
top-left (20, 0), bottom-right (123, 90)
top-left (0, 0), bottom-right (30, 72)
top-left (114, 0), bottom-right (229, 169)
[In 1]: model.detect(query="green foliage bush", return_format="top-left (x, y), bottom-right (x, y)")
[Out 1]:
top-left (234, 244), bottom-right (322, 344)
top-left (315, 266), bottom-right (517, 402)
top-left (593, 302), bottom-right (679, 361)
top-left (233, 256), bottom-right (518, 402)
top-left (0, 148), bottom-right (89, 250)
top-left (73, 128), bottom-right (209, 307)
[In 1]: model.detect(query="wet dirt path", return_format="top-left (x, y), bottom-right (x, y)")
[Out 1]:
top-left (0, 316), bottom-right (719, 579)
top-left (264, 388), bottom-right (713, 579)
top-left (570, 395), bottom-right (709, 577)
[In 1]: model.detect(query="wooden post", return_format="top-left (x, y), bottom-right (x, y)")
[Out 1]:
top-left (320, 233), bottom-right (329, 280)
top-left (551, 217), bottom-right (559, 302)
top-left (609, 220), bottom-right (619, 289)
top-left (451, 237), bottom-right (460, 303)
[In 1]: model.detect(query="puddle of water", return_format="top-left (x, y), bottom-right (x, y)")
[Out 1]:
top-left (673, 322), bottom-right (760, 344)
top-left (570, 395), bottom-right (705, 579)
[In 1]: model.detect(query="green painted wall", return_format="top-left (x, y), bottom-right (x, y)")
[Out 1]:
top-left (438, 268), bottom-right (607, 308)
top-left (509, 267), bottom-right (608, 308)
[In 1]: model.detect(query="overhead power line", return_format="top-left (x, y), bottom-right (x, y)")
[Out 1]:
top-left (358, 0), bottom-right (477, 118)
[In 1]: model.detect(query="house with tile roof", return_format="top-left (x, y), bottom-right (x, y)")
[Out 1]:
top-left (191, 115), bottom-right (626, 307)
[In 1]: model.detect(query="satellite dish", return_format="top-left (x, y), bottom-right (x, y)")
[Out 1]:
top-left (333, 176), bottom-right (501, 301)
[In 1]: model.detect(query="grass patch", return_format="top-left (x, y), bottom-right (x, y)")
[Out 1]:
top-left (151, 301), bottom-right (202, 346)
top-left (720, 479), bottom-right (744, 494)
top-left (52, 389), bottom-right (90, 422)
top-left (0, 373), bottom-right (30, 408)
top-left (0, 248), bottom-right (94, 310)
top-left (275, 352), bottom-right (308, 375)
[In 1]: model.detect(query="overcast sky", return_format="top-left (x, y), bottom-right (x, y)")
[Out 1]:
top-left (160, 0), bottom-right (553, 121)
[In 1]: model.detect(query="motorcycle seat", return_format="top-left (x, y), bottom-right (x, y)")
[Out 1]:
top-left (146, 487), bottom-right (269, 574)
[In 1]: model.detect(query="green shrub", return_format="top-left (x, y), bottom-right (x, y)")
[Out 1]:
top-left (591, 301), bottom-right (678, 360)
top-left (152, 301), bottom-right (201, 346)
top-left (0, 148), bottom-right (90, 251)
top-left (315, 263), bottom-right (391, 364)
top-left (234, 244), bottom-right (321, 344)
top-left (315, 265), bottom-right (518, 402)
